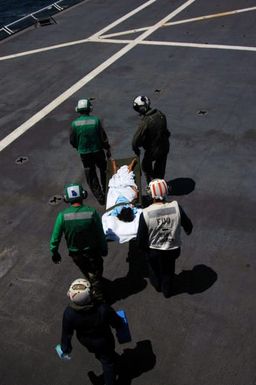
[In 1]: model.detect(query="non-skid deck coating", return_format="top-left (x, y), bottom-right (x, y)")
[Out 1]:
top-left (0, 1), bottom-right (255, 384)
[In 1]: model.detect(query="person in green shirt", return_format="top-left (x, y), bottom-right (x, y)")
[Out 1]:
top-left (70, 98), bottom-right (111, 205)
top-left (50, 183), bottom-right (108, 301)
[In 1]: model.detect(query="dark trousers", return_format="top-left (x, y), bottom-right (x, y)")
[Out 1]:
top-left (95, 350), bottom-right (117, 385)
top-left (142, 152), bottom-right (167, 184)
top-left (81, 151), bottom-right (107, 203)
top-left (70, 250), bottom-right (104, 302)
top-left (82, 334), bottom-right (117, 385)
top-left (146, 247), bottom-right (180, 297)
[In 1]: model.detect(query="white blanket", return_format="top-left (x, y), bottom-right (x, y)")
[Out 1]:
top-left (106, 165), bottom-right (137, 209)
top-left (103, 165), bottom-right (141, 243)
top-left (102, 209), bottom-right (142, 243)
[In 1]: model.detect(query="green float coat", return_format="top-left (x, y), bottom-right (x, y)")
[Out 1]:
top-left (50, 204), bottom-right (107, 254)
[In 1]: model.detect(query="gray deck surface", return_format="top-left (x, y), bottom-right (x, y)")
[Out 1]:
top-left (0, 0), bottom-right (256, 384)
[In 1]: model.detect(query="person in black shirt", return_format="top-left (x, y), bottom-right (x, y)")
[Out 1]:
top-left (132, 96), bottom-right (170, 184)
top-left (56, 278), bottom-right (123, 385)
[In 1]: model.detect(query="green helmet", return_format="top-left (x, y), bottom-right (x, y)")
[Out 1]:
top-left (64, 183), bottom-right (88, 203)
top-left (75, 99), bottom-right (92, 113)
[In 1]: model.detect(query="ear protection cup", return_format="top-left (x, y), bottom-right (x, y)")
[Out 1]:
top-left (82, 189), bottom-right (88, 200)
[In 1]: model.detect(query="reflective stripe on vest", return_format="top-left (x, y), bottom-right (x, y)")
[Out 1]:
top-left (74, 119), bottom-right (95, 126)
top-left (64, 212), bottom-right (93, 221)
top-left (147, 206), bottom-right (176, 218)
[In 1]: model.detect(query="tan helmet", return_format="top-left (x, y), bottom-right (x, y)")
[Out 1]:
top-left (67, 278), bottom-right (91, 305)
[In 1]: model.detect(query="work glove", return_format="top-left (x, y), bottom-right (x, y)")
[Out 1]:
top-left (106, 149), bottom-right (112, 159)
top-left (55, 344), bottom-right (71, 361)
top-left (52, 251), bottom-right (61, 264)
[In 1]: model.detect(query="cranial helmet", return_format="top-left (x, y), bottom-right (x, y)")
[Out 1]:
top-left (133, 95), bottom-right (151, 114)
top-left (148, 179), bottom-right (168, 200)
top-left (64, 183), bottom-right (88, 203)
top-left (75, 99), bottom-right (93, 113)
top-left (67, 278), bottom-right (91, 305)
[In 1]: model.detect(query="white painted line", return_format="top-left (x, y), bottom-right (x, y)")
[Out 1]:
top-left (165, 5), bottom-right (256, 26)
top-left (141, 39), bottom-right (256, 52)
top-left (90, 0), bottom-right (157, 38)
top-left (90, 37), bottom-right (131, 44)
top-left (0, 39), bottom-right (91, 61)
top-left (0, 0), bottom-right (196, 152)
top-left (100, 27), bottom-right (149, 39)
top-left (1, 3), bottom-right (255, 62)
top-left (90, 37), bottom-right (256, 52)
top-left (131, 0), bottom-right (197, 43)
top-left (0, 0), bottom-right (157, 62)
top-left (99, 5), bottom-right (256, 39)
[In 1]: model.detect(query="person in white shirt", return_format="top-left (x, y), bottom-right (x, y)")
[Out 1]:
top-left (136, 179), bottom-right (193, 297)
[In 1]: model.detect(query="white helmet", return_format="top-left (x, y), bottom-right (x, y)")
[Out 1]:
top-left (75, 99), bottom-right (93, 113)
top-left (148, 179), bottom-right (168, 200)
top-left (67, 278), bottom-right (91, 305)
top-left (133, 95), bottom-right (151, 114)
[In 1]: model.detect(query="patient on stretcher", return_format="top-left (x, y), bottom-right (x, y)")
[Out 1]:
top-left (109, 158), bottom-right (138, 222)
top-left (102, 158), bottom-right (142, 243)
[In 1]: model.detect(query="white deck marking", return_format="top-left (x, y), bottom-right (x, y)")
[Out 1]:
top-left (89, 0), bottom-right (157, 38)
top-left (99, 27), bottom-right (149, 39)
top-left (165, 6), bottom-right (256, 26)
top-left (90, 37), bottom-right (256, 52)
top-left (99, 6), bottom-right (256, 39)
top-left (0, 38), bottom-right (91, 61)
top-left (0, 0), bottom-right (157, 62)
top-left (0, 5), bottom-right (255, 62)
top-left (0, 0), bottom-right (196, 152)
top-left (140, 40), bottom-right (256, 52)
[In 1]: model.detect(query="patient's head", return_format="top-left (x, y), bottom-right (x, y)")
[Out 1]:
top-left (117, 207), bottom-right (135, 222)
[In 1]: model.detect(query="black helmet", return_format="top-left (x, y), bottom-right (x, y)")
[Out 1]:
top-left (133, 95), bottom-right (151, 114)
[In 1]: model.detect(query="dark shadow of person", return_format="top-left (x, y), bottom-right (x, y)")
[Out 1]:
top-left (116, 340), bottom-right (156, 385)
top-left (171, 264), bottom-right (217, 296)
top-left (104, 240), bottom-right (148, 305)
top-left (88, 340), bottom-right (156, 385)
top-left (167, 177), bottom-right (196, 196)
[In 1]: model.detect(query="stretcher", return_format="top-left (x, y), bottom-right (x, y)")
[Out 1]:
top-left (102, 156), bottom-right (143, 243)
